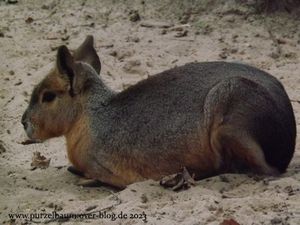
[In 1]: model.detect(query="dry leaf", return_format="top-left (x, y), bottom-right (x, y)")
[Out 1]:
top-left (31, 151), bottom-right (50, 169)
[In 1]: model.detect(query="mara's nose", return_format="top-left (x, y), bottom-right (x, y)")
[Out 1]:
top-left (22, 120), bottom-right (28, 130)
top-left (21, 112), bottom-right (28, 130)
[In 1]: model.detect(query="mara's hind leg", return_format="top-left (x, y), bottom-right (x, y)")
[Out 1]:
top-left (203, 77), bottom-right (294, 176)
top-left (211, 125), bottom-right (279, 176)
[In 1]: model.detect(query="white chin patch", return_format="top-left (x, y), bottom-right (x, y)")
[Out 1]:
top-left (25, 122), bottom-right (35, 139)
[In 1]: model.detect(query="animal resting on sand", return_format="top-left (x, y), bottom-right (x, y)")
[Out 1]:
top-left (22, 36), bottom-right (296, 189)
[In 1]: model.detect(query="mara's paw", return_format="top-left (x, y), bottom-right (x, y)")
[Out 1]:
top-left (77, 178), bottom-right (102, 187)
top-left (160, 167), bottom-right (195, 191)
top-left (67, 166), bottom-right (85, 177)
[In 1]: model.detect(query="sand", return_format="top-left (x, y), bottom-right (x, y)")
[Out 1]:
top-left (0, 0), bottom-right (299, 224)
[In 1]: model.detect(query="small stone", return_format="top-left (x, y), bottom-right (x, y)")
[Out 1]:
top-left (7, 171), bottom-right (14, 176)
top-left (262, 179), bottom-right (269, 185)
top-left (85, 205), bottom-right (97, 212)
top-left (224, 15), bottom-right (235, 23)
top-left (284, 52), bottom-right (297, 59)
top-left (180, 14), bottom-right (190, 24)
top-left (146, 61), bottom-right (153, 67)
top-left (88, 22), bottom-right (95, 27)
top-left (9, 70), bottom-right (14, 75)
top-left (50, 45), bottom-right (59, 51)
top-left (284, 186), bottom-right (294, 196)
top-left (0, 141), bottom-right (6, 154)
top-left (46, 33), bottom-right (60, 40)
top-left (99, 43), bottom-right (114, 48)
top-left (61, 35), bottom-right (70, 41)
top-left (126, 36), bottom-right (140, 43)
top-left (14, 81), bottom-right (22, 86)
top-left (141, 194), bottom-right (148, 203)
top-left (219, 52), bottom-right (227, 59)
top-left (55, 205), bottom-right (63, 211)
top-left (219, 175), bottom-right (229, 183)
top-left (160, 29), bottom-right (167, 35)
top-left (123, 60), bottom-right (141, 73)
top-left (207, 205), bottom-right (217, 211)
top-left (47, 203), bottom-right (54, 208)
top-left (269, 52), bottom-right (280, 59)
top-left (129, 10), bottom-right (140, 22)
top-left (174, 30), bottom-right (188, 38)
top-left (41, 4), bottom-right (49, 10)
top-left (115, 50), bottom-right (135, 61)
top-left (230, 48), bottom-right (238, 54)
top-left (41, 1), bottom-right (56, 10)
top-left (218, 37), bottom-right (225, 43)
top-left (25, 17), bottom-right (34, 24)
top-left (277, 38), bottom-right (287, 44)
top-left (202, 25), bottom-right (213, 35)
top-left (85, 14), bottom-right (93, 20)
top-left (109, 50), bottom-right (117, 57)
top-left (271, 217), bottom-right (282, 224)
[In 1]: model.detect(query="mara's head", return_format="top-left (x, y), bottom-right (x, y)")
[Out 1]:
top-left (21, 35), bottom-right (101, 141)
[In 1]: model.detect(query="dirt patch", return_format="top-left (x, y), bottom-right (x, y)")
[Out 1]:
top-left (0, 0), bottom-right (299, 224)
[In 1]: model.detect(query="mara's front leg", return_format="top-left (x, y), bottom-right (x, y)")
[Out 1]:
top-left (85, 161), bottom-right (137, 189)
top-left (68, 165), bottom-right (129, 189)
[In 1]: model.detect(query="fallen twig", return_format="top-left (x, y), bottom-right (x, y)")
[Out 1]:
top-left (291, 99), bottom-right (300, 104)
top-left (166, 38), bottom-right (195, 42)
top-left (140, 20), bottom-right (174, 29)
top-left (20, 139), bottom-right (43, 145)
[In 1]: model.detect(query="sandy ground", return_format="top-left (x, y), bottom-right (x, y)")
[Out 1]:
top-left (0, 0), bottom-right (300, 224)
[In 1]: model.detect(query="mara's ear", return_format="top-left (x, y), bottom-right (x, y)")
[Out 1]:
top-left (57, 45), bottom-right (81, 96)
top-left (73, 35), bottom-right (101, 74)
top-left (57, 45), bottom-right (74, 77)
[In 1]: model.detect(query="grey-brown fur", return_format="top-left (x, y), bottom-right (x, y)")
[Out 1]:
top-left (85, 61), bottom-right (296, 176)
top-left (22, 36), bottom-right (296, 188)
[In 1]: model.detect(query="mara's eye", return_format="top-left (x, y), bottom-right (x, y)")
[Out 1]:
top-left (42, 91), bottom-right (56, 103)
